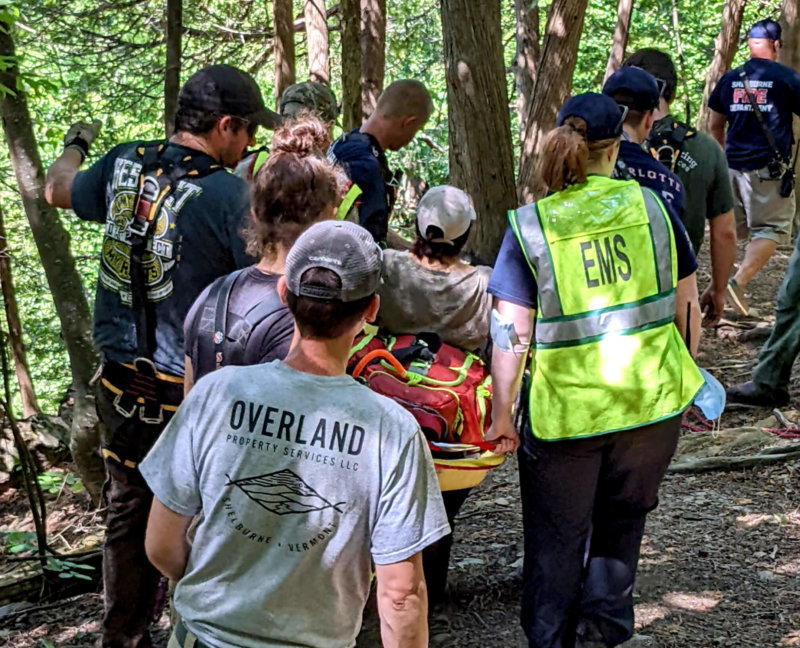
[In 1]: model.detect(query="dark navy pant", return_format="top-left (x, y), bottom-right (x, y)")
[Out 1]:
top-left (518, 416), bottom-right (681, 648)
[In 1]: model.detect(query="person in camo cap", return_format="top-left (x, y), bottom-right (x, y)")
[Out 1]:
top-left (280, 80), bottom-right (340, 124)
top-left (235, 81), bottom-right (339, 181)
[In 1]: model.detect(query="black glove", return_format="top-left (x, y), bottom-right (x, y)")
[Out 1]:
top-left (63, 120), bottom-right (102, 163)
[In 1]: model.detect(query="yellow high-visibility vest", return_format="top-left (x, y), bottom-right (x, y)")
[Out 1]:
top-left (510, 175), bottom-right (703, 441)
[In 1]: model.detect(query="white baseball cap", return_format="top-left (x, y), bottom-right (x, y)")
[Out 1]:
top-left (416, 185), bottom-right (476, 244)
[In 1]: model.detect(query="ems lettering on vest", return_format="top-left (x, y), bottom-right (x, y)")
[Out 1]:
top-left (579, 235), bottom-right (631, 288)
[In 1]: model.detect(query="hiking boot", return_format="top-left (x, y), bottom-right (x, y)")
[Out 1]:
top-left (726, 380), bottom-right (789, 407)
top-left (726, 279), bottom-right (750, 316)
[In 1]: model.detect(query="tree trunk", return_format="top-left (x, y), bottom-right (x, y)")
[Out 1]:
top-left (0, 205), bottom-right (37, 418)
top-left (514, 0), bottom-right (540, 133)
top-left (0, 24), bottom-right (104, 504)
top-left (305, 0), bottom-right (330, 85)
top-left (517, 0), bottom-right (589, 204)
top-left (603, 0), bottom-right (634, 82)
top-left (441, 0), bottom-right (516, 265)
top-left (696, 0), bottom-right (746, 132)
top-left (340, 0), bottom-right (362, 131)
top-left (273, 0), bottom-right (296, 103)
top-left (360, 0), bottom-right (385, 119)
top-left (164, 0), bottom-right (182, 137)
top-left (780, 0), bottom-right (800, 238)
top-left (780, 0), bottom-right (800, 69)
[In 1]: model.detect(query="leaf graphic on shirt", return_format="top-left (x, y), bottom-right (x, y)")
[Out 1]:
top-left (226, 469), bottom-right (345, 516)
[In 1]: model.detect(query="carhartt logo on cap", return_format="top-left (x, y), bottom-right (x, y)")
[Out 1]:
top-left (309, 255), bottom-right (343, 266)
top-left (285, 220), bottom-right (382, 302)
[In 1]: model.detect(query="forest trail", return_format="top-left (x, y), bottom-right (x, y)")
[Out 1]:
top-left (2, 240), bottom-right (799, 647)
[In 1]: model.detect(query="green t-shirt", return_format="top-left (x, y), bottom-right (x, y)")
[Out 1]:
top-left (649, 116), bottom-right (734, 252)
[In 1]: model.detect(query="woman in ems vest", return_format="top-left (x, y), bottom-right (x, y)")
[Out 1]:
top-left (485, 93), bottom-right (703, 648)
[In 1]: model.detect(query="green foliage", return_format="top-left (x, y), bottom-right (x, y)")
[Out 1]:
top-left (37, 470), bottom-right (84, 495)
top-left (43, 555), bottom-right (94, 580)
top-left (0, 528), bottom-right (37, 554)
top-left (0, 529), bottom-right (94, 581)
top-left (0, 0), bottom-right (785, 415)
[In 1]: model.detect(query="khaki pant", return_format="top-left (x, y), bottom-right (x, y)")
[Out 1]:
top-left (730, 166), bottom-right (795, 244)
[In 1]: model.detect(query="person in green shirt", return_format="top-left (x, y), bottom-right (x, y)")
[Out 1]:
top-left (625, 49), bottom-right (737, 327)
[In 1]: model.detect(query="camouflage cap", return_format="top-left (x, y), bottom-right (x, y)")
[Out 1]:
top-left (279, 82), bottom-right (340, 122)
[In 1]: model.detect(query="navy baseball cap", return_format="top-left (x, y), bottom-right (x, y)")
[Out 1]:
top-left (748, 19), bottom-right (781, 42)
top-left (602, 66), bottom-right (662, 112)
top-left (557, 93), bottom-right (627, 141)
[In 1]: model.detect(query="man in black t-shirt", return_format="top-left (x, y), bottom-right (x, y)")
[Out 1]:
top-left (45, 65), bottom-right (279, 648)
top-left (328, 80), bottom-right (432, 245)
top-left (709, 19), bottom-right (800, 315)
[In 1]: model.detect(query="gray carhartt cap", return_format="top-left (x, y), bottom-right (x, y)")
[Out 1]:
top-left (279, 81), bottom-right (340, 122)
top-left (285, 221), bottom-right (382, 302)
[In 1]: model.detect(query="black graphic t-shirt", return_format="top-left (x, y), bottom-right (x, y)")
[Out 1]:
top-left (708, 57), bottom-right (800, 170)
top-left (71, 141), bottom-right (255, 376)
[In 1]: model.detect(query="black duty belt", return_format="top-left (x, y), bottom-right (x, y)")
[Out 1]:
top-left (100, 360), bottom-right (183, 425)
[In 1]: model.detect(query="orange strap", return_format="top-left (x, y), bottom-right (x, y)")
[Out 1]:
top-left (352, 349), bottom-right (407, 379)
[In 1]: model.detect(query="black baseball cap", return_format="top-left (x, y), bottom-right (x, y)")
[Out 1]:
top-left (748, 19), bottom-right (781, 42)
top-left (557, 93), bottom-right (627, 141)
top-left (178, 65), bottom-right (282, 129)
top-left (602, 66), bottom-right (662, 112)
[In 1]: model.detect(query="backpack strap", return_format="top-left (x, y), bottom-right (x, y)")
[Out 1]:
top-left (211, 269), bottom-right (246, 372)
top-left (197, 271), bottom-right (286, 375)
top-left (129, 142), bottom-right (223, 359)
top-left (240, 287), bottom-right (286, 337)
top-left (648, 119), bottom-right (695, 172)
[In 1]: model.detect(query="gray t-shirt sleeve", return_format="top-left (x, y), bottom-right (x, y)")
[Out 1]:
top-left (139, 386), bottom-right (204, 517)
top-left (370, 414), bottom-right (450, 565)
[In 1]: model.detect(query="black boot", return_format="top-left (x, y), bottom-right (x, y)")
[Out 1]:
top-left (726, 380), bottom-right (789, 407)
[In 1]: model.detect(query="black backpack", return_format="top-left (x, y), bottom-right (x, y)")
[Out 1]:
top-left (647, 119), bottom-right (696, 173)
top-left (194, 269), bottom-right (285, 378)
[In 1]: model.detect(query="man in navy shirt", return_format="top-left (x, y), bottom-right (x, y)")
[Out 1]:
top-left (45, 65), bottom-right (277, 648)
top-left (329, 79), bottom-right (432, 245)
top-left (603, 66), bottom-right (687, 229)
top-left (709, 19), bottom-right (800, 314)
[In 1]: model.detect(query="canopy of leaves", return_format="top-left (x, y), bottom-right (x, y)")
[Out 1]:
top-left (0, 0), bottom-right (780, 412)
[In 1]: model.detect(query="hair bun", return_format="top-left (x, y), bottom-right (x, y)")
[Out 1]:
top-left (271, 117), bottom-right (330, 158)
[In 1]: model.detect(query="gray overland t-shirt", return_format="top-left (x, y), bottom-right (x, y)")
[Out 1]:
top-left (140, 361), bottom-right (449, 648)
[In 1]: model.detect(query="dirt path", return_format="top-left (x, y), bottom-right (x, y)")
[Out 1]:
top-left (2, 241), bottom-right (800, 647)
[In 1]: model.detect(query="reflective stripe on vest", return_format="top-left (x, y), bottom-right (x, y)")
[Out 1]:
top-left (510, 175), bottom-right (703, 441)
top-left (337, 183), bottom-right (362, 221)
top-left (512, 178), bottom-right (676, 346)
top-left (533, 291), bottom-right (676, 347)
